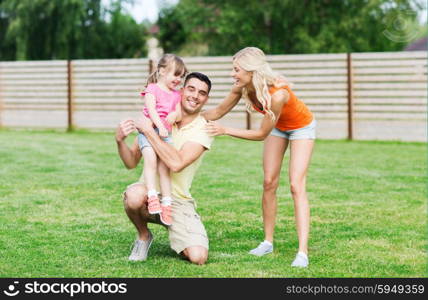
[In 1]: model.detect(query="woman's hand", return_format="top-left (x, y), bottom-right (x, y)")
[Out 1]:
top-left (205, 121), bottom-right (226, 136)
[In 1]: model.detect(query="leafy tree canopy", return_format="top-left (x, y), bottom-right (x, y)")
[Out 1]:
top-left (0, 0), bottom-right (148, 60)
top-left (157, 0), bottom-right (426, 55)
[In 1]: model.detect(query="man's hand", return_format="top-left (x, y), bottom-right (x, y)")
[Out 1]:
top-left (135, 115), bottom-right (154, 134)
top-left (158, 126), bottom-right (169, 138)
top-left (205, 121), bottom-right (226, 136)
top-left (116, 119), bottom-right (136, 142)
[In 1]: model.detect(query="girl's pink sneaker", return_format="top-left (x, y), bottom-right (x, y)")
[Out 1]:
top-left (147, 195), bottom-right (161, 214)
top-left (160, 205), bottom-right (172, 226)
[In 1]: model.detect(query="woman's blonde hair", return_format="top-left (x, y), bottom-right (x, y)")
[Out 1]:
top-left (233, 47), bottom-right (290, 120)
top-left (146, 53), bottom-right (188, 86)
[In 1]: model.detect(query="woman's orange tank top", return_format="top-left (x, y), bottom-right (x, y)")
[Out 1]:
top-left (253, 85), bottom-right (313, 131)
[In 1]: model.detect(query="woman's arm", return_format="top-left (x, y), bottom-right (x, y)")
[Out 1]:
top-left (206, 89), bottom-right (289, 141)
top-left (202, 87), bottom-right (242, 121)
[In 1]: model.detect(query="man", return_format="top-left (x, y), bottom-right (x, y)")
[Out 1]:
top-left (116, 72), bottom-right (222, 265)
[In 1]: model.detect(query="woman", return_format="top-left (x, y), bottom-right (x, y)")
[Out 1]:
top-left (203, 47), bottom-right (316, 268)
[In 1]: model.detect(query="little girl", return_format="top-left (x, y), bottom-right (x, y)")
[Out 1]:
top-left (138, 53), bottom-right (187, 226)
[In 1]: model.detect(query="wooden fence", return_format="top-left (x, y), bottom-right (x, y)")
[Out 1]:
top-left (0, 51), bottom-right (426, 141)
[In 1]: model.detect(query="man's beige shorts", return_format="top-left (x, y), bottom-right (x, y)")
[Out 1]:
top-left (168, 197), bottom-right (209, 254)
top-left (123, 183), bottom-right (208, 254)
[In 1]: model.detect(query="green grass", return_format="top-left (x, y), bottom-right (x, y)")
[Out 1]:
top-left (0, 129), bottom-right (426, 277)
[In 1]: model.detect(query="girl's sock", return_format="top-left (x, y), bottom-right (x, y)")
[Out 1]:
top-left (147, 189), bottom-right (157, 198)
top-left (161, 196), bottom-right (172, 206)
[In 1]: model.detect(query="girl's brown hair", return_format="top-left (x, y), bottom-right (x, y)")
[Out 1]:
top-left (146, 53), bottom-right (188, 86)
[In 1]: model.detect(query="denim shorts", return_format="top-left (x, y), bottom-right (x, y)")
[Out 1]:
top-left (138, 128), bottom-right (172, 151)
top-left (270, 119), bottom-right (316, 140)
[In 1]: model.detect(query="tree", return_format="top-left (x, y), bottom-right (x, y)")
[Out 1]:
top-left (0, 0), bottom-right (16, 60)
top-left (157, 6), bottom-right (187, 54)
top-left (157, 0), bottom-right (425, 55)
top-left (0, 0), bottom-right (147, 60)
top-left (102, 1), bottom-right (146, 59)
top-left (0, 0), bottom-right (86, 60)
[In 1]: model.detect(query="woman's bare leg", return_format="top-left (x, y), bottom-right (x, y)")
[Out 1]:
top-left (261, 135), bottom-right (289, 243)
top-left (289, 139), bottom-right (314, 255)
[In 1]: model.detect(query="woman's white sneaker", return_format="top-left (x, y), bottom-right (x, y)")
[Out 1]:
top-left (291, 251), bottom-right (309, 268)
top-left (249, 241), bottom-right (273, 256)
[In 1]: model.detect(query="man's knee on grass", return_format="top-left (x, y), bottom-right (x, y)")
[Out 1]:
top-left (123, 183), bottom-right (147, 211)
top-left (183, 246), bottom-right (208, 265)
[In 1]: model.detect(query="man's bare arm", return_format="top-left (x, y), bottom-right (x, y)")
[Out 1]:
top-left (136, 116), bottom-right (206, 172)
top-left (115, 119), bottom-right (142, 169)
top-left (142, 127), bottom-right (206, 172)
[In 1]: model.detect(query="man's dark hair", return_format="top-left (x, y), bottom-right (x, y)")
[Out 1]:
top-left (184, 72), bottom-right (212, 93)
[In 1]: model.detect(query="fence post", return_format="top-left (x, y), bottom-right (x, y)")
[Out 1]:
top-left (246, 111), bottom-right (251, 129)
top-left (67, 60), bottom-right (74, 132)
top-left (149, 59), bottom-right (154, 74)
top-left (346, 53), bottom-right (354, 140)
